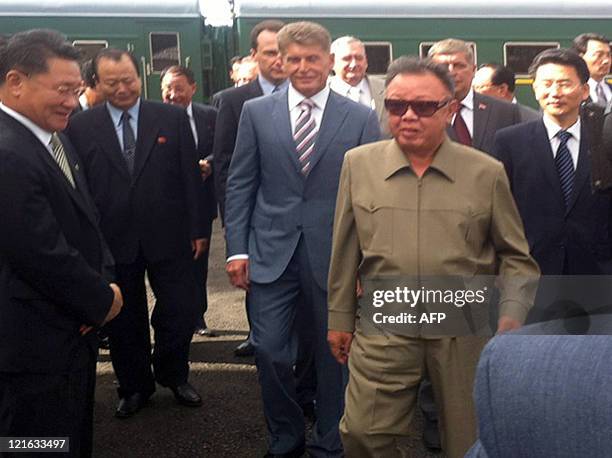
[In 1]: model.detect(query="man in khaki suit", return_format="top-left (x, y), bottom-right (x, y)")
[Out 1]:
top-left (327, 56), bottom-right (539, 458)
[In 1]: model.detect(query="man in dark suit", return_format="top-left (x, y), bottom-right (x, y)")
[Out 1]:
top-left (213, 19), bottom-right (287, 357)
top-left (161, 65), bottom-right (218, 337)
top-left (428, 38), bottom-right (522, 154)
top-left (572, 33), bottom-right (612, 107)
top-left (472, 62), bottom-right (541, 122)
top-left (0, 29), bottom-right (123, 456)
top-left (66, 49), bottom-right (205, 418)
top-left (224, 21), bottom-right (380, 457)
top-left (493, 49), bottom-right (612, 318)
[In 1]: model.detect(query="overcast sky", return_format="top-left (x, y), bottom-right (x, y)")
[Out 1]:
top-left (199, 0), bottom-right (233, 26)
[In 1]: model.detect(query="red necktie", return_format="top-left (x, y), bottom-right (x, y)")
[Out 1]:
top-left (453, 104), bottom-right (472, 147)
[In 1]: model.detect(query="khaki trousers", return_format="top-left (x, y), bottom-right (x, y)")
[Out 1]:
top-left (340, 326), bottom-right (487, 458)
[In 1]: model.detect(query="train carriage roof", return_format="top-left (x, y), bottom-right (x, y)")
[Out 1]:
top-left (235, 0), bottom-right (612, 19)
top-left (0, 0), bottom-right (200, 18)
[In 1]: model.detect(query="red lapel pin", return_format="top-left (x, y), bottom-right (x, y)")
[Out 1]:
top-left (157, 136), bottom-right (167, 144)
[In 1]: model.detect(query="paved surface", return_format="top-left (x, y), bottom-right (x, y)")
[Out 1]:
top-left (92, 220), bottom-right (442, 457)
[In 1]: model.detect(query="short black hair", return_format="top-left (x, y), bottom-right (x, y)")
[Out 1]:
top-left (385, 55), bottom-right (455, 95)
top-left (250, 20), bottom-right (285, 51)
top-left (479, 62), bottom-right (516, 93)
top-left (80, 59), bottom-right (96, 88)
top-left (529, 48), bottom-right (590, 84)
top-left (572, 33), bottom-right (611, 55)
top-left (0, 29), bottom-right (80, 83)
top-left (92, 48), bottom-right (140, 81)
top-left (160, 65), bottom-right (195, 85)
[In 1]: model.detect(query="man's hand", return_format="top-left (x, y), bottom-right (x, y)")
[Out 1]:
top-left (328, 330), bottom-right (353, 365)
top-left (497, 316), bottom-right (522, 334)
top-left (192, 238), bottom-right (208, 260)
top-left (226, 259), bottom-right (249, 291)
top-left (199, 159), bottom-right (212, 180)
top-left (102, 283), bottom-right (124, 325)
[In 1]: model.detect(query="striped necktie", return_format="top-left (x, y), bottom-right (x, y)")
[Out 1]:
top-left (555, 130), bottom-right (574, 208)
top-left (50, 133), bottom-right (75, 188)
top-left (294, 99), bottom-right (317, 175)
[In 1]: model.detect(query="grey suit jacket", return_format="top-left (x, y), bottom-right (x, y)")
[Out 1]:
top-left (224, 89), bottom-right (381, 289)
top-left (466, 334), bottom-right (612, 458)
top-left (447, 92), bottom-right (521, 155)
top-left (517, 103), bottom-right (541, 122)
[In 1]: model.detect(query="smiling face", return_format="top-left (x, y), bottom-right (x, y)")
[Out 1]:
top-left (533, 63), bottom-right (589, 127)
top-left (386, 72), bottom-right (455, 156)
top-left (6, 57), bottom-right (81, 132)
top-left (161, 72), bottom-right (196, 108)
top-left (283, 42), bottom-right (334, 97)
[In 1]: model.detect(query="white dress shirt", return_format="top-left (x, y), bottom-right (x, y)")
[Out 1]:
top-left (0, 102), bottom-right (54, 155)
top-left (588, 78), bottom-right (612, 105)
top-left (186, 103), bottom-right (198, 148)
top-left (453, 88), bottom-right (475, 138)
top-left (329, 76), bottom-right (373, 109)
top-left (542, 114), bottom-right (581, 170)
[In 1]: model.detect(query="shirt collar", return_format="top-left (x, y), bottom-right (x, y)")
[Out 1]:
top-left (258, 75), bottom-right (287, 96)
top-left (106, 98), bottom-right (141, 127)
top-left (542, 114), bottom-right (581, 142)
top-left (288, 83), bottom-right (330, 112)
top-left (459, 88), bottom-right (474, 111)
top-left (0, 102), bottom-right (53, 148)
top-left (185, 102), bottom-right (193, 118)
top-left (383, 135), bottom-right (455, 182)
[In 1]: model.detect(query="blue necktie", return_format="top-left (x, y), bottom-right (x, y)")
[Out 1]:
top-left (555, 130), bottom-right (574, 208)
top-left (121, 111), bottom-right (136, 174)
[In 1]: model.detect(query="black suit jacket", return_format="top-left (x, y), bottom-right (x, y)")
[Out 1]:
top-left (192, 102), bottom-right (217, 238)
top-left (447, 92), bottom-right (521, 154)
top-left (0, 110), bottom-right (113, 374)
top-left (66, 100), bottom-right (203, 264)
top-left (212, 79), bottom-right (263, 220)
top-left (493, 119), bottom-right (612, 275)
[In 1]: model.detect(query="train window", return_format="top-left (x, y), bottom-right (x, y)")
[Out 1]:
top-left (149, 32), bottom-right (181, 73)
top-left (504, 42), bottom-right (560, 77)
top-left (72, 40), bottom-right (108, 62)
top-left (363, 42), bottom-right (393, 75)
top-left (419, 42), bottom-right (478, 65)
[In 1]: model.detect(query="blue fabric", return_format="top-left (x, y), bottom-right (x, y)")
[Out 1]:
top-left (467, 334), bottom-right (612, 458)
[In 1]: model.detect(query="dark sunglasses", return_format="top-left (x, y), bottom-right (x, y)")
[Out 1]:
top-left (384, 98), bottom-right (452, 117)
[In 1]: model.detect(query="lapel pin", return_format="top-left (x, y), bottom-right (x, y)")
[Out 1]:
top-left (479, 103), bottom-right (487, 110)
top-left (157, 136), bottom-right (167, 144)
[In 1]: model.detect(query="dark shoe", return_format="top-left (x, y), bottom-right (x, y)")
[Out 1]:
top-left (422, 417), bottom-right (441, 451)
top-left (234, 339), bottom-right (255, 357)
top-left (263, 443), bottom-right (305, 458)
top-left (194, 326), bottom-right (217, 337)
top-left (115, 393), bottom-right (147, 419)
top-left (170, 382), bottom-right (202, 407)
top-left (301, 401), bottom-right (316, 423)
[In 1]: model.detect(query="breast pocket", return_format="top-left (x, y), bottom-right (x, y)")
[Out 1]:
top-left (354, 203), bottom-right (394, 255)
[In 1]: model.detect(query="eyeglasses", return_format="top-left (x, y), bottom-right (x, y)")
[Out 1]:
top-left (384, 98), bottom-right (452, 117)
top-left (24, 73), bottom-right (81, 98)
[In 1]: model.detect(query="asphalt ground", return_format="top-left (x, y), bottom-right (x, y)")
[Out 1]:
top-left (92, 220), bottom-right (442, 458)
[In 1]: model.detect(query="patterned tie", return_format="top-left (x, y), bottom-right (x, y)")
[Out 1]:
top-left (50, 133), bottom-right (75, 188)
top-left (294, 99), bottom-right (317, 175)
top-left (453, 104), bottom-right (472, 146)
top-left (596, 82), bottom-right (608, 106)
top-left (555, 130), bottom-right (574, 208)
top-left (121, 111), bottom-right (136, 174)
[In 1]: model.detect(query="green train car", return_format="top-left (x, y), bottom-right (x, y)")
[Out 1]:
top-left (0, 0), bottom-right (232, 102)
top-left (234, 0), bottom-right (612, 106)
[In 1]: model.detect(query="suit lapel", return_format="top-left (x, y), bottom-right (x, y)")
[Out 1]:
top-left (272, 92), bottom-right (304, 177)
top-left (132, 102), bottom-right (160, 182)
top-left (566, 125), bottom-right (592, 214)
top-left (472, 93), bottom-right (490, 150)
top-left (95, 107), bottom-right (131, 180)
top-left (307, 92), bottom-right (350, 174)
top-left (533, 121), bottom-right (566, 210)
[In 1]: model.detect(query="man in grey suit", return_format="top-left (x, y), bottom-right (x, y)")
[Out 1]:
top-left (467, 334), bottom-right (612, 458)
top-left (472, 63), bottom-right (541, 122)
top-left (224, 21), bottom-right (380, 457)
top-left (329, 36), bottom-right (387, 133)
top-left (429, 38), bottom-right (522, 154)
